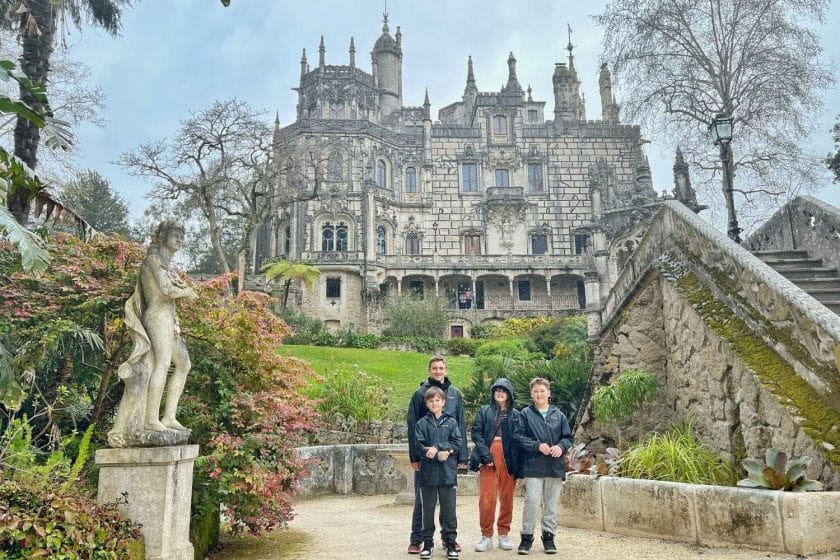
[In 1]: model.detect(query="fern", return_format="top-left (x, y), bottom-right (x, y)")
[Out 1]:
top-left (61, 423), bottom-right (95, 494)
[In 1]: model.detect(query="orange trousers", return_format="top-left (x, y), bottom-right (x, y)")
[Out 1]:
top-left (478, 437), bottom-right (515, 537)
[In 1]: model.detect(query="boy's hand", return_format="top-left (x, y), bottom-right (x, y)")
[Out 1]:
top-left (425, 446), bottom-right (439, 459)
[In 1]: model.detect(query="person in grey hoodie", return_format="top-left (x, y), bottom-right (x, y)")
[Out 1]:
top-left (470, 378), bottom-right (521, 552)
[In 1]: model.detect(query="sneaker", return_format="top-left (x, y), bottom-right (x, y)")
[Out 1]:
top-left (499, 535), bottom-right (514, 550)
top-left (475, 536), bottom-right (493, 552)
top-left (420, 544), bottom-right (434, 559)
top-left (446, 542), bottom-right (460, 559)
top-left (407, 543), bottom-right (422, 555)
top-left (518, 534), bottom-right (534, 555)
top-left (542, 532), bottom-right (557, 554)
top-left (442, 540), bottom-right (462, 552)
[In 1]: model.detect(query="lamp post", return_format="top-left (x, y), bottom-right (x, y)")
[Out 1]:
top-left (709, 112), bottom-right (741, 243)
top-left (432, 221), bottom-right (438, 253)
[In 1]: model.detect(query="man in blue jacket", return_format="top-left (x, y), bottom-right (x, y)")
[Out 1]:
top-left (512, 377), bottom-right (572, 555)
top-left (406, 355), bottom-right (468, 554)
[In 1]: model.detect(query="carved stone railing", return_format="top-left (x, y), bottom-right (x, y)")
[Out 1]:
top-left (300, 251), bottom-right (366, 264)
top-left (600, 200), bottom-right (840, 375)
top-left (448, 294), bottom-right (581, 312)
top-left (745, 196), bottom-right (840, 272)
top-left (381, 253), bottom-right (586, 270)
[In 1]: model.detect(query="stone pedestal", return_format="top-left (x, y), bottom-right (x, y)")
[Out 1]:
top-left (96, 445), bottom-right (199, 560)
top-left (389, 449), bottom-right (417, 504)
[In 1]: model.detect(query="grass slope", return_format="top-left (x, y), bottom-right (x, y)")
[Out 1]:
top-left (278, 345), bottom-right (472, 407)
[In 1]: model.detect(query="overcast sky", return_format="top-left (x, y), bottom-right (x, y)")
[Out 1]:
top-left (64, 0), bottom-right (840, 219)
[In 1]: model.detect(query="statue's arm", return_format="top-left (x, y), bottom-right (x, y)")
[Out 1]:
top-left (147, 254), bottom-right (196, 301)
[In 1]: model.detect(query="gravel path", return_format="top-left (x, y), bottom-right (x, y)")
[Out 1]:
top-left (210, 493), bottom-right (840, 560)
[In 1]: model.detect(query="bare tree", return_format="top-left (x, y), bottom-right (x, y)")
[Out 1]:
top-left (828, 115), bottom-right (840, 183)
top-left (596, 0), bottom-right (834, 233)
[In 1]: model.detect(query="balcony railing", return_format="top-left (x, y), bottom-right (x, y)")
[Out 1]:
top-left (381, 253), bottom-right (586, 269)
top-left (446, 294), bottom-right (581, 312)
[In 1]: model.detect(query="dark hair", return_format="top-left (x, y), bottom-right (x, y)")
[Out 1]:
top-left (424, 386), bottom-right (445, 402)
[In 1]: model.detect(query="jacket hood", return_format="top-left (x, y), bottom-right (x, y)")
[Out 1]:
top-left (426, 376), bottom-right (451, 390)
top-left (488, 377), bottom-right (515, 407)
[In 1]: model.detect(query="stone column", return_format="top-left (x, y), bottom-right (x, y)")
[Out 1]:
top-left (509, 278), bottom-right (515, 311)
top-left (397, 278), bottom-right (402, 296)
top-left (545, 276), bottom-right (552, 310)
top-left (96, 445), bottom-right (199, 560)
top-left (584, 271), bottom-right (602, 337)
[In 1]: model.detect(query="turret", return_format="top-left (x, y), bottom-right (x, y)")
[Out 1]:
top-left (464, 55), bottom-right (477, 98)
top-left (318, 36), bottom-right (325, 69)
top-left (553, 27), bottom-right (584, 128)
top-left (672, 147), bottom-right (703, 212)
top-left (502, 52), bottom-right (523, 95)
top-left (371, 13), bottom-right (402, 119)
top-left (599, 63), bottom-right (619, 123)
top-left (349, 37), bottom-right (355, 69)
top-left (423, 89), bottom-right (432, 163)
top-left (300, 48), bottom-right (308, 77)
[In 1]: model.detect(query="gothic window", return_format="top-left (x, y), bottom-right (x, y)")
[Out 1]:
top-left (376, 159), bottom-right (388, 188)
top-left (527, 109), bottom-right (538, 122)
top-left (405, 233), bottom-right (420, 255)
top-left (464, 234), bottom-right (481, 255)
top-left (462, 163), bottom-right (478, 192)
top-left (326, 277), bottom-right (341, 298)
top-left (405, 166), bottom-right (417, 193)
top-left (327, 152), bottom-right (343, 181)
top-left (495, 168), bottom-right (510, 188)
top-left (528, 163), bottom-right (543, 191)
top-left (283, 225), bottom-right (291, 255)
top-left (574, 233), bottom-right (589, 255)
top-left (321, 223), bottom-right (334, 251)
top-left (376, 226), bottom-right (386, 255)
top-left (336, 223), bottom-right (348, 251)
top-left (531, 234), bottom-right (548, 255)
top-left (493, 115), bottom-right (507, 134)
top-left (517, 280), bottom-right (531, 301)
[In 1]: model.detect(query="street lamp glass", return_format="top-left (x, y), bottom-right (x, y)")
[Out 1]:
top-left (709, 113), bottom-right (733, 145)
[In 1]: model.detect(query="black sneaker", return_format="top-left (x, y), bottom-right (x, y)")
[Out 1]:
top-left (518, 534), bottom-right (534, 555)
top-left (542, 532), bottom-right (556, 554)
top-left (420, 543), bottom-right (434, 559)
top-left (446, 542), bottom-right (460, 559)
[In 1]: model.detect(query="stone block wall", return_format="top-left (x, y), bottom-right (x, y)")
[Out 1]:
top-left (308, 414), bottom-right (408, 445)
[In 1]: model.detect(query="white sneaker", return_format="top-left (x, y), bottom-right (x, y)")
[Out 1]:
top-left (498, 535), bottom-right (513, 550)
top-left (475, 536), bottom-right (493, 552)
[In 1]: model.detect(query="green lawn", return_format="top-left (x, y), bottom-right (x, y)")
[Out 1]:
top-left (278, 345), bottom-right (473, 408)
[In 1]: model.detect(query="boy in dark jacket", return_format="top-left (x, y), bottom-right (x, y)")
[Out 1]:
top-left (414, 386), bottom-right (462, 559)
top-left (407, 355), bottom-right (468, 554)
top-left (512, 378), bottom-right (572, 555)
top-left (471, 378), bottom-right (520, 552)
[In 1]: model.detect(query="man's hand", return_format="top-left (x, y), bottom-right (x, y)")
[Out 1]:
top-left (411, 462), bottom-right (420, 472)
top-left (425, 446), bottom-right (439, 459)
top-left (549, 445), bottom-right (564, 458)
top-left (539, 443), bottom-right (551, 456)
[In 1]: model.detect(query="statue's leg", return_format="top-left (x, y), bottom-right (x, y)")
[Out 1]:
top-left (161, 335), bottom-right (191, 431)
top-left (145, 326), bottom-right (174, 432)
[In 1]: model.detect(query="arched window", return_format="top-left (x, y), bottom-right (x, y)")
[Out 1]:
top-left (376, 225), bottom-right (386, 255)
top-left (376, 160), bottom-right (387, 188)
top-left (321, 223), bottom-right (334, 251)
top-left (493, 115), bottom-right (507, 134)
top-left (327, 152), bottom-right (343, 181)
top-left (405, 166), bottom-right (417, 193)
top-left (405, 232), bottom-right (420, 255)
top-left (283, 225), bottom-right (291, 255)
top-left (336, 223), bottom-right (348, 251)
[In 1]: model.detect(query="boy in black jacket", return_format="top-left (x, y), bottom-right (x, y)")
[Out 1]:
top-left (512, 378), bottom-right (572, 555)
top-left (414, 386), bottom-right (462, 559)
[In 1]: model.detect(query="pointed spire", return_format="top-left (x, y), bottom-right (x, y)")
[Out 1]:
top-left (319, 36), bottom-right (325, 68)
top-left (395, 26), bottom-right (402, 49)
top-left (275, 111), bottom-right (280, 126)
top-left (382, 12), bottom-right (389, 33)
top-left (504, 52), bottom-right (523, 93)
top-left (423, 88), bottom-right (431, 121)
top-left (300, 48), bottom-right (308, 76)
top-left (349, 37), bottom-right (356, 68)
top-left (566, 24), bottom-right (575, 70)
top-left (463, 55), bottom-right (477, 97)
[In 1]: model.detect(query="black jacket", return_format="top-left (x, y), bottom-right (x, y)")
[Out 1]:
top-left (470, 378), bottom-right (521, 479)
top-left (407, 377), bottom-right (468, 463)
top-left (512, 404), bottom-right (572, 479)
top-left (414, 412), bottom-right (462, 487)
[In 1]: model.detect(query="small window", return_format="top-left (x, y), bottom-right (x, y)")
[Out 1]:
top-left (409, 280), bottom-right (424, 296)
top-left (527, 163), bottom-right (543, 191)
top-left (327, 152), bottom-right (342, 181)
top-left (493, 115), bottom-right (507, 134)
top-left (527, 109), bottom-right (538, 122)
top-left (464, 234), bottom-right (481, 255)
top-left (406, 233), bottom-right (420, 255)
top-left (326, 277), bottom-right (341, 298)
top-left (336, 224), bottom-right (348, 251)
top-left (376, 160), bottom-right (387, 188)
top-left (283, 225), bottom-right (291, 255)
top-left (405, 166), bottom-right (417, 193)
top-left (495, 169), bottom-right (510, 188)
top-left (517, 280), bottom-right (531, 301)
top-left (321, 224), bottom-right (334, 251)
top-left (531, 234), bottom-right (547, 255)
top-left (376, 225), bottom-right (386, 255)
top-left (462, 163), bottom-right (478, 192)
top-left (574, 233), bottom-right (589, 255)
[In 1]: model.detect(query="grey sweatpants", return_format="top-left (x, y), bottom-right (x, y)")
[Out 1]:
top-left (419, 484), bottom-right (457, 545)
top-left (521, 477), bottom-right (563, 535)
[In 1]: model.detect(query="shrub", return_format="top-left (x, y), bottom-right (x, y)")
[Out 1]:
top-left (445, 337), bottom-right (482, 356)
top-left (487, 317), bottom-right (550, 338)
top-left (592, 369), bottom-right (659, 443)
top-left (511, 359), bottom-right (590, 428)
top-left (550, 314), bottom-right (591, 362)
top-left (312, 330), bottom-right (338, 346)
top-left (616, 423), bottom-right (737, 485)
top-left (348, 333), bottom-right (383, 349)
top-left (737, 448), bottom-right (824, 492)
top-left (382, 294), bottom-right (449, 339)
top-left (305, 363), bottom-right (392, 421)
top-left (468, 324), bottom-right (495, 339)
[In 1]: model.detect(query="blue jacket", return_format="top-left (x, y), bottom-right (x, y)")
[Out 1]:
top-left (414, 412), bottom-right (462, 487)
top-left (407, 376), bottom-right (468, 464)
top-left (470, 378), bottom-right (522, 479)
top-left (512, 404), bottom-right (572, 479)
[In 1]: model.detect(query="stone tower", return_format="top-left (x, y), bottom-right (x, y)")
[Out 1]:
top-left (599, 63), bottom-right (620, 123)
top-left (552, 32), bottom-right (583, 128)
top-left (371, 13), bottom-right (402, 119)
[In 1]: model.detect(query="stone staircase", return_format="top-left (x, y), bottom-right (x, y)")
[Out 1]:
top-left (752, 249), bottom-right (840, 315)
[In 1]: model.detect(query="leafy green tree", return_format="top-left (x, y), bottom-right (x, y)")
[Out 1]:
top-left (828, 115), bottom-right (840, 183)
top-left (4, 0), bottom-right (130, 224)
top-left (262, 259), bottom-right (320, 311)
top-left (382, 293), bottom-right (449, 339)
top-left (592, 369), bottom-right (659, 445)
top-left (59, 170), bottom-right (130, 236)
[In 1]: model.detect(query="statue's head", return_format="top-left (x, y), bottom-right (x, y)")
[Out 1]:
top-left (151, 220), bottom-right (185, 248)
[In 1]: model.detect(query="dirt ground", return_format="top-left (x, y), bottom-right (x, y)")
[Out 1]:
top-left (208, 493), bottom-right (840, 560)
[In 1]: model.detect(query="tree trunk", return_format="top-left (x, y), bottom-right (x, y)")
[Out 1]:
top-left (8, 0), bottom-right (56, 224)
